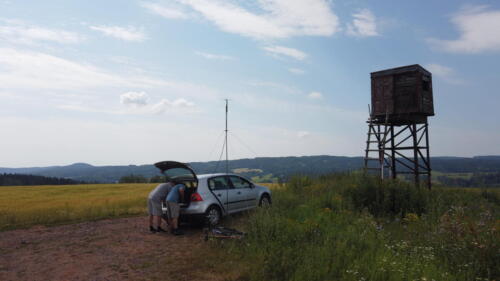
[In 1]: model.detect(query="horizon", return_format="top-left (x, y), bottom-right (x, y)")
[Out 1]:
top-left (2, 154), bottom-right (500, 169)
top-left (1, 1), bottom-right (500, 166)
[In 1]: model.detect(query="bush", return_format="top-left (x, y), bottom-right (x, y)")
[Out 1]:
top-left (343, 175), bottom-right (428, 217)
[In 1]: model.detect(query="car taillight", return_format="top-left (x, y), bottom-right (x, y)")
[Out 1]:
top-left (191, 192), bottom-right (203, 202)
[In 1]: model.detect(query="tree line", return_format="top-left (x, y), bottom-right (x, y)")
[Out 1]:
top-left (0, 173), bottom-right (83, 186)
top-left (437, 172), bottom-right (500, 188)
top-left (118, 174), bottom-right (167, 183)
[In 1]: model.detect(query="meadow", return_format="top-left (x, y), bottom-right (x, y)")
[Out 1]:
top-left (216, 175), bottom-right (500, 281)
top-left (1, 177), bottom-right (498, 280)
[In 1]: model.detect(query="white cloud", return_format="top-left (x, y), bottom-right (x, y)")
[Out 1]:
top-left (308, 91), bottom-right (323, 99)
top-left (89, 25), bottom-right (146, 42)
top-left (262, 45), bottom-right (307, 60)
top-left (120, 91), bottom-right (150, 106)
top-left (151, 98), bottom-right (195, 114)
top-left (346, 9), bottom-right (379, 37)
top-left (0, 48), bottom-right (221, 106)
top-left (297, 131), bottom-right (310, 138)
top-left (427, 6), bottom-right (500, 53)
top-left (58, 96), bottom-right (197, 116)
top-left (150, 0), bottom-right (340, 40)
top-left (0, 48), bottom-right (123, 90)
top-left (0, 21), bottom-right (84, 45)
top-left (195, 51), bottom-right (233, 60)
top-left (288, 68), bottom-right (305, 75)
top-left (141, 2), bottom-right (189, 19)
top-left (425, 63), bottom-right (462, 84)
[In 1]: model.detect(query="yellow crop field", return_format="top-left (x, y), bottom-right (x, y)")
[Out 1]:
top-left (0, 183), bottom-right (157, 231)
top-left (0, 182), bottom-right (278, 231)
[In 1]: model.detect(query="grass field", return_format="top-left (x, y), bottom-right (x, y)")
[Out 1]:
top-left (2, 178), bottom-right (499, 280)
top-left (0, 182), bottom-right (278, 231)
top-left (214, 175), bottom-right (500, 281)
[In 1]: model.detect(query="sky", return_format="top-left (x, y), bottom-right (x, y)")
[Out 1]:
top-left (1, 0), bottom-right (500, 167)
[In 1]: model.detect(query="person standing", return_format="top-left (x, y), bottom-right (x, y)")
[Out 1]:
top-left (165, 182), bottom-right (185, 235)
top-left (147, 180), bottom-right (174, 233)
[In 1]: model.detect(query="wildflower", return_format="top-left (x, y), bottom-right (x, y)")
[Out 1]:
top-left (402, 213), bottom-right (419, 224)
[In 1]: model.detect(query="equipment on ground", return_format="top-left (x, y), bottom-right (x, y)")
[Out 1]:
top-left (203, 226), bottom-right (245, 241)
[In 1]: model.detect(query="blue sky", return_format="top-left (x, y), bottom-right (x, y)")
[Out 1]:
top-left (1, 0), bottom-right (499, 167)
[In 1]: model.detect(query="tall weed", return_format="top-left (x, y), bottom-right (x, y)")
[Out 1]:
top-left (218, 174), bottom-right (499, 281)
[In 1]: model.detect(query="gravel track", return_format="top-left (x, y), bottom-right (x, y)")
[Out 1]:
top-left (0, 216), bottom-right (227, 281)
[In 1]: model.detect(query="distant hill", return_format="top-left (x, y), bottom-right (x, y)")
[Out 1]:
top-left (1, 155), bottom-right (500, 184)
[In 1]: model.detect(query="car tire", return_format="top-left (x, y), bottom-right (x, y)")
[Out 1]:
top-left (259, 194), bottom-right (271, 207)
top-left (205, 205), bottom-right (222, 226)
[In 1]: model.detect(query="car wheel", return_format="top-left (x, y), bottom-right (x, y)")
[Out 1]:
top-left (205, 205), bottom-right (222, 226)
top-left (259, 194), bottom-right (271, 207)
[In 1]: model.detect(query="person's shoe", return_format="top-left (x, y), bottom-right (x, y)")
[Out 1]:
top-left (149, 226), bottom-right (157, 233)
top-left (172, 228), bottom-right (184, 236)
top-left (156, 227), bottom-right (167, 233)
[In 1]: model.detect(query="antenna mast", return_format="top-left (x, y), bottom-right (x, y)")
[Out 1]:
top-left (225, 99), bottom-right (229, 174)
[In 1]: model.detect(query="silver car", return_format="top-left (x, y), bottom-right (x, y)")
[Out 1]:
top-left (155, 161), bottom-right (272, 225)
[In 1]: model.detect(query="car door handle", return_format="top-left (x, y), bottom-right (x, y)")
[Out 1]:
top-left (217, 193), bottom-right (222, 197)
top-left (237, 191), bottom-right (241, 195)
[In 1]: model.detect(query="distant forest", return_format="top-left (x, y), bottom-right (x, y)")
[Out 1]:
top-left (437, 172), bottom-right (500, 188)
top-left (0, 174), bottom-right (83, 186)
top-left (1, 155), bottom-right (500, 187)
top-left (118, 174), bottom-right (166, 183)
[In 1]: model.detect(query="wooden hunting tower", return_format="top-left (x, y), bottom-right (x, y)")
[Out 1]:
top-left (371, 64), bottom-right (434, 124)
top-left (364, 64), bottom-right (434, 189)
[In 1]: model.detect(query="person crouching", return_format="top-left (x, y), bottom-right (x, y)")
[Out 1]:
top-left (165, 182), bottom-right (185, 235)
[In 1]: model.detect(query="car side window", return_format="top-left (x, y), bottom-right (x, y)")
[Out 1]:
top-left (229, 176), bottom-right (252, 189)
top-left (208, 176), bottom-right (230, 191)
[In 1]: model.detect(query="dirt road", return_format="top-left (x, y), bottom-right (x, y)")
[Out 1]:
top-left (0, 217), bottom-right (231, 281)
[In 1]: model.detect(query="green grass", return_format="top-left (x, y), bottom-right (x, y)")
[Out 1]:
top-left (0, 183), bottom-right (156, 231)
top-left (215, 174), bottom-right (500, 281)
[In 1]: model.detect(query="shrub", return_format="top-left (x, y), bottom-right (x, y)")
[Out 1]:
top-left (343, 175), bottom-right (428, 217)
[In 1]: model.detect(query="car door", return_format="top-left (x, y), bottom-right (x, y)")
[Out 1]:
top-left (228, 176), bottom-right (256, 210)
top-left (207, 176), bottom-right (231, 214)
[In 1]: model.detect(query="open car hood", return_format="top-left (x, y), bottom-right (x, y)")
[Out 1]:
top-left (154, 161), bottom-right (198, 186)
